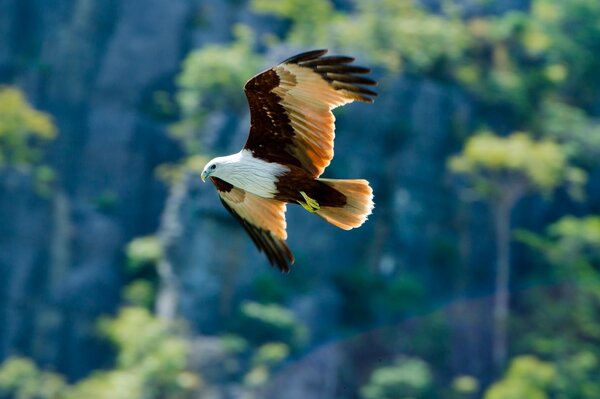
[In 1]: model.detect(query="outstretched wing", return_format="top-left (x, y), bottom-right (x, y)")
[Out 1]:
top-left (244, 49), bottom-right (377, 177)
top-left (210, 177), bottom-right (294, 272)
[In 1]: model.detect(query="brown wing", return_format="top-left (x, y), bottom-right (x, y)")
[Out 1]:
top-left (243, 49), bottom-right (377, 177)
top-left (210, 177), bottom-right (294, 272)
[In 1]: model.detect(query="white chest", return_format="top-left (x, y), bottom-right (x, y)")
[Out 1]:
top-left (219, 150), bottom-right (289, 198)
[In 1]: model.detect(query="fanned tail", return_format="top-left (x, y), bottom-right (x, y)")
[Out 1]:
top-left (315, 178), bottom-right (374, 230)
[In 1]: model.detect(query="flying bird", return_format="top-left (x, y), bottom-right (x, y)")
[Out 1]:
top-left (201, 49), bottom-right (376, 272)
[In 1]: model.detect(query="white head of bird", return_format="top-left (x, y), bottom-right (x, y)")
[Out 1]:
top-left (201, 154), bottom-right (238, 182)
top-left (200, 149), bottom-right (291, 199)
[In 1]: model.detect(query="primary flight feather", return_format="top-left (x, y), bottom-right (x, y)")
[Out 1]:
top-left (201, 49), bottom-right (377, 272)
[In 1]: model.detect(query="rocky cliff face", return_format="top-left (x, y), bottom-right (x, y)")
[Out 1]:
top-left (0, 0), bottom-right (194, 378)
top-left (0, 0), bottom-right (527, 388)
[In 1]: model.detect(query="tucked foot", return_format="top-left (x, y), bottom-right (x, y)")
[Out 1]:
top-left (297, 191), bottom-right (320, 213)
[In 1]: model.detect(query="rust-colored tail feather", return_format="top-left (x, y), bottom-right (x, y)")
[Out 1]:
top-left (316, 178), bottom-right (374, 230)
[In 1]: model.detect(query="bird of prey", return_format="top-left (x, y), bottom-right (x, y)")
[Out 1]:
top-left (201, 49), bottom-right (376, 272)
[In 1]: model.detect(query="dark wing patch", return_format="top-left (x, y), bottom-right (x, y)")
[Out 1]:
top-left (243, 69), bottom-right (303, 168)
top-left (280, 49), bottom-right (328, 64)
top-left (219, 198), bottom-right (294, 273)
top-left (210, 178), bottom-right (293, 273)
top-left (242, 49), bottom-right (377, 176)
top-left (294, 53), bottom-right (377, 103)
top-left (210, 176), bottom-right (233, 192)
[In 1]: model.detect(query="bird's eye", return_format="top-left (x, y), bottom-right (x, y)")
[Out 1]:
top-left (210, 164), bottom-right (216, 170)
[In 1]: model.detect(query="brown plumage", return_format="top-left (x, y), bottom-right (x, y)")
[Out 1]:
top-left (201, 50), bottom-right (377, 272)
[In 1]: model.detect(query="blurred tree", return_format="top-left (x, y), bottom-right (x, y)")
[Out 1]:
top-left (483, 356), bottom-right (555, 399)
top-left (125, 235), bottom-right (164, 273)
top-left (485, 352), bottom-right (600, 398)
top-left (251, 0), bottom-right (335, 45)
top-left (216, 302), bottom-right (303, 392)
top-left (244, 342), bottom-right (290, 390)
top-left (122, 235), bottom-right (164, 310)
top-left (0, 357), bottom-right (66, 399)
top-left (543, 216), bottom-right (600, 273)
top-left (237, 301), bottom-right (308, 350)
top-left (173, 24), bottom-right (262, 155)
top-left (360, 356), bottom-right (433, 399)
top-left (538, 99), bottom-right (600, 165)
top-left (451, 375), bottom-right (480, 399)
top-left (508, 216), bottom-right (600, 398)
top-left (65, 307), bottom-right (200, 399)
top-left (0, 87), bottom-right (56, 170)
top-left (449, 132), bottom-right (585, 371)
top-left (526, 0), bottom-right (600, 108)
top-left (251, 0), bottom-right (471, 74)
top-left (448, 0), bottom-right (600, 121)
top-left (123, 279), bottom-right (156, 309)
top-left (516, 216), bottom-right (600, 331)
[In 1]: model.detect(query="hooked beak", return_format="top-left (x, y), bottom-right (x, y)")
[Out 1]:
top-left (201, 170), bottom-right (209, 182)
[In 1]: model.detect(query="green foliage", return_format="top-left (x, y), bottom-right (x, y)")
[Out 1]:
top-left (333, 265), bottom-right (383, 326)
top-left (386, 275), bottom-right (426, 314)
top-left (93, 191), bottom-right (119, 213)
top-left (252, 0), bottom-right (472, 74)
top-left (361, 356), bottom-right (433, 399)
top-left (72, 307), bottom-right (200, 399)
top-left (245, 0), bottom-right (600, 114)
top-left (177, 24), bottom-right (259, 112)
top-left (0, 358), bottom-right (66, 399)
top-left (125, 235), bottom-right (164, 273)
top-left (0, 87), bottom-right (56, 169)
top-left (155, 155), bottom-right (208, 186)
top-left (243, 342), bottom-right (290, 388)
top-left (484, 356), bottom-right (555, 399)
top-left (123, 280), bottom-right (156, 309)
top-left (556, 352), bottom-right (600, 398)
top-left (527, 0), bottom-right (600, 104)
top-left (548, 216), bottom-right (600, 259)
top-left (174, 25), bottom-right (262, 154)
top-left (219, 334), bottom-right (249, 355)
top-left (250, 273), bottom-right (288, 303)
top-left (447, 0), bottom-right (600, 117)
top-left (252, 342), bottom-right (289, 367)
top-left (513, 314), bottom-right (600, 397)
top-left (251, 0), bottom-right (334, 45)
top-left (547, 352), bottom-right (600, 398)
top-left (219, 318), bottom-right (295, 389)
top-left (511, 216), bottom-right (600, 398)
top-left (249, 0), bottom-right (600, 123)
top-left (333, 265), bottom-right (427, 328)
top-left (449, 131), bottom-right (585, 200)
top-left (451, 375), bottom-right (479, 397)
top-left (122, 236), bottom-right (163, 310)
top-left (238, 301), bottom-right (308, 348)
top-left (518, 215), bottom-right (600, 283)
top-left (217, 334), bottom-right (292, 390)
top-left (334, 1), bottom-right (471, 73)
top-left (33, 165), bottom-right (57, 197)
top-left (63, 371), bottom-right (144, 399)
top-left (538, 99), bottom-right (600, 163)
top-left (0, 308), bottom-right (202, 399)
top-left (522, 216), bottom-right (600, 344)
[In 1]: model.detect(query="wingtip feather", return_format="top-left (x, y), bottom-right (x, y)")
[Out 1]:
top-left (282, 49), bottom-right (329, 64)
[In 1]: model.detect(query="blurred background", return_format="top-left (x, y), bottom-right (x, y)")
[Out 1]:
top-left (1, 0), bottom-right (600, 398)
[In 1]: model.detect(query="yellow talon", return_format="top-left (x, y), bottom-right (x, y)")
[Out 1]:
top-left (297, 191), bottom-right (320, 213)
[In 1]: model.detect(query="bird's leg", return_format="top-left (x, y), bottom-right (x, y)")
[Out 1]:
top-left (297, 191), bottom-right (320, 213)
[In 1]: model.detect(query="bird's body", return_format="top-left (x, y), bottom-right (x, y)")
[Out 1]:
top-left (201, 49), bottom-right (377, 272)
top-left (207, 150), bottom-right (289, 198)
